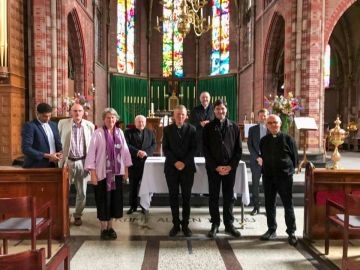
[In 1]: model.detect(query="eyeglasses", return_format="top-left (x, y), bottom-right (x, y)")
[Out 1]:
top-left (267, 121), bottom-right (279, 125)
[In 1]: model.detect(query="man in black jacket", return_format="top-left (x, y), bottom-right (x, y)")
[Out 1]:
top-left (189, 91), bottom-right (214, 156)
top-left (125, 115), bottom-right (156, 214)
top-left (203, 99), bottom-right (242, 238)
top-left (247, 108), bottom-right (269, 215)
top-left (163, 105), bottom-right (197, 237)
top-left (259, 114), bottom-right (298, 246)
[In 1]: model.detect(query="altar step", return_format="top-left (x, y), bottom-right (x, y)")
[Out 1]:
top-left (69, 180), bottom-right (306, 208)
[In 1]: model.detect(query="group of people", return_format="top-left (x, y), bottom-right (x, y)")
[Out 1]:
top-left (21, 91), bottom-right (298, 245)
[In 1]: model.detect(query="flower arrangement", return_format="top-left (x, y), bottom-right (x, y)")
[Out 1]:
top-left (63, 93), bottom-right (93, 112)
top-left (264, 92), bottom-right (304, 133)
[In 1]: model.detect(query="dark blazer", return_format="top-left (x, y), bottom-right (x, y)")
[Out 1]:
top-left (247, 124), bottom-right (262, 172)
top-left (189, 104), bottom-right (214, 155)
top-left (203, 118), bottom-right (242, 171)
top-left (162, 123), bottom-right (197, 173)
top-left (22, 120), bottom-right (62, 168)
top-left (125, 127), bottom-right (156, 170)
top-left (259, 132), bottom-right (298, 177)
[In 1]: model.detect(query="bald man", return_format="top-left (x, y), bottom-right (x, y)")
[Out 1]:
top-left (259, 114), bottom-right (298, 246)
top-left (58, 103), bottom-right (95, 226)
top-left (189, 91), bottom-right (214, 156)
top-left (125, 115), bottom-right (156, 214)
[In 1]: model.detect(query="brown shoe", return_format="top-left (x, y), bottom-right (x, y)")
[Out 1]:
top-left (74, 217), bottom-right (82, 226)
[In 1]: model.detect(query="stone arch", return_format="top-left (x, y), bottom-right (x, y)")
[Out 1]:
top-left (263, 13), bottom-right (285, 98)
top-left (67, 9), bottom-right (86, 96)
top-left (325, 0), bottom-right (358, 45)
top-left (325, 0), bottom-right (360, 131)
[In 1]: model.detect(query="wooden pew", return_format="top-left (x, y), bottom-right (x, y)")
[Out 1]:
top-left (304, 163), bottom-right (360, 239)
top-left (0, 168), bottom-right (69, 241)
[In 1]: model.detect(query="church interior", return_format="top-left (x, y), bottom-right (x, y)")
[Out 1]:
top-left (1, 0), bottom-right (360, 269)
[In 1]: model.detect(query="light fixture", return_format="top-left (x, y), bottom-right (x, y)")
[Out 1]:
top-left (0, 0), bottom-right (8, 78)
top-left (155, 0), bottom-right (211, 37)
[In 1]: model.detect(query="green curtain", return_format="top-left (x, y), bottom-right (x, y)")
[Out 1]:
top-left (198, 76), bottom-right (237, 121)
top-left (178, 80), bottom-right (196, 110)
top-left (110, 75), bottom-right (148, 128)
top-left (150, 80), bottom-right (169, 111)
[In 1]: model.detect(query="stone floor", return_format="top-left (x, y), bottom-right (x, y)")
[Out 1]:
top-left (3, 151), bottom-right (360, 269)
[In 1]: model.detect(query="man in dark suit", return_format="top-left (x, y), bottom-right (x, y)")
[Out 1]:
top-left (247, 108), bottom-right (269, 215)
top-left (259, 114), bottom-right (298, 246)
top-left (163, 105), bottom-right (197, 237)
top-left (22, 103), bottom-right (63, 168)
top-left (203, 99), bottom-right (242, 238)
top-left (125, 115), bottom-right (156, 214)
top-left (189, 91), bottom-right (214, 156)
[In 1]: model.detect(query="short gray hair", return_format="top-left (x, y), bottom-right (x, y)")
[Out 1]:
top-left (102, 107), bottom-right (120, 120)
top-left (267, 114), bottom-right (282, 125)
top-left (174, 104), bottom-right (187, 112)
top-left (134, 115), bottom-right (146, 122)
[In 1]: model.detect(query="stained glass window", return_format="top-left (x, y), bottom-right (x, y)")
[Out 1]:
top-left (211, 0), bottom-right (230, 75)
top-left (162, 0), bottom-right (184, 78)
top-left (324, 44), bottom-right (331, 88)
top-left (117, 0), bottom-right (135, 74)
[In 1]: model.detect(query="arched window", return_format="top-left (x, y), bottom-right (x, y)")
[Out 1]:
top-left (162, 0), bottom-right (184, 78)
top-left (324, 44), bottom-right (331, 88)
top-left (117, 0), bottom-right (135, 74)
top-left (211, 0), bottom-right (230, 75)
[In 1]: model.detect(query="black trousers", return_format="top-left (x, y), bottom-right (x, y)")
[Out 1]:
top-left (207, 169), bottom-right (236, 227)
top-left (165, 169), bottom-right (194, 227)
top-left (250, 164), bottom-right (262, 209)
top-left (263, 175), bottom-right (296, 235)
top-left (93, 176), bottom-right (123, 221)
top-left (128, 166), bottom-right (144, 209)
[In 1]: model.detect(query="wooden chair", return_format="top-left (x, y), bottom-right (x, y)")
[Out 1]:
top-left (0, 196), bottom-right (52, 258)
top-left (0, 244), bottom-right (70, 270)
top-left (325, 193), bottom-right (360, 270)
top-left (0, 248), bottom-right (46, 270)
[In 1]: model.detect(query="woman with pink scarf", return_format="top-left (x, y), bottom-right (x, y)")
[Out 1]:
top-left (85, 108), bottom-right (132, 240)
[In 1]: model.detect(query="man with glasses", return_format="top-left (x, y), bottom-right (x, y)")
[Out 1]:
top-left (259, 114), bottom-right (298, 246)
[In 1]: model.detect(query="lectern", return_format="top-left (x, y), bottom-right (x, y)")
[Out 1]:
top-left (294, 117), bottom-right (318, 173)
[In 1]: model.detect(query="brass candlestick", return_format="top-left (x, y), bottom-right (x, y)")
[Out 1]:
top-left (329, 117), bottom-right (349, 169)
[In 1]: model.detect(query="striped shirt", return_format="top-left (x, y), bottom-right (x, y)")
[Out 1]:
top-left (69, 121), bottom-right (85, 158)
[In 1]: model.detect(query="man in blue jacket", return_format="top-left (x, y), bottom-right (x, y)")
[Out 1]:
top-left (22, 103), bottom-right (63, 168)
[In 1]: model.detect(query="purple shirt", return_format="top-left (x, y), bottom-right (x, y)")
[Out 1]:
top-left (85, 128), bottom-right (132, 180)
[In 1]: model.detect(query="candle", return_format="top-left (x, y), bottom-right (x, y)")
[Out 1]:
top-left (201, 8), bottom-right (203, 18)
top-left (156, 16), bottom-right (159, 27)
top-left (130, 96), bottom-right (133, 103)
top-left (157, 86), bottom-right (160, 100)
top-left (187, 87), bottom-right (190, 107)
top-left (193, 86), bottom-right (195, 99)
top-left (151, 86), bottom-right (153, 101)
top-left (224, 96), bottom-right (226, 102)
top-left (151, 102), bottom-right (154, 113)
top-left (208, 15), bottom-right (210, 25)
top-left (181, 86), bottom-right (183, 95)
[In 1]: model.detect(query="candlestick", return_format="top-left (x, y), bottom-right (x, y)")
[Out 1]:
top-left (157, 87), bottom-right (160, 111)
top-left (187, 86), bottom-right (190, 107)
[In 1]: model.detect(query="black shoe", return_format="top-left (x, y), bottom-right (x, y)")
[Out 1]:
top-left (288, 234), bottom-right (298, 246)
top-left (225, 225), bottom-right (241, 237)
top-left (100, 229), bottom-right (111, 240)
top-left (140, 206), bottom-right (149, 215)
top-left (250, 208), bottom-right (259, 216)
top-left (169, 225), bottom-right (181, 237)
top-left (182, 226), bottom-right (192, 237)
top-left (127, 208), bottom-right (137, 215)
top-left (207, 225), bottom-right (219, 238)
top-left (260, 230), bottom-right (277, 241)
top-left (107, 228), bottom-right (117, 240)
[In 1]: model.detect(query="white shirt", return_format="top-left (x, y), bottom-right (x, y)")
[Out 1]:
top-left (39, 120), bottom-right (56, 154)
